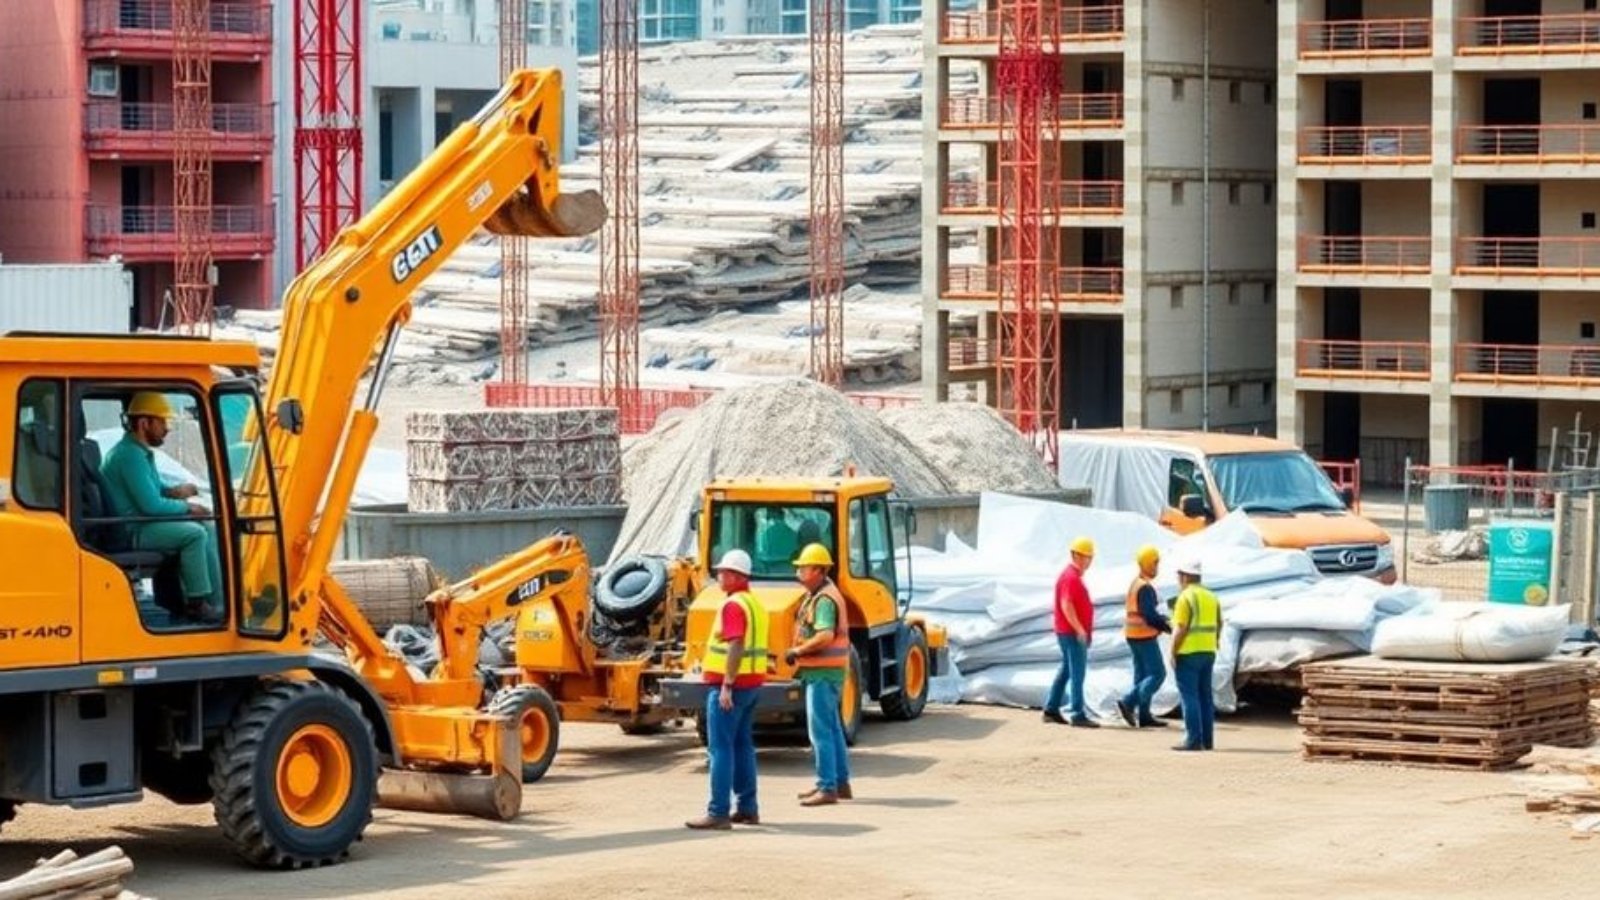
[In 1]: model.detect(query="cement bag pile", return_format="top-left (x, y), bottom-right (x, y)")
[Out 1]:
top-left (609, 379), bottom-right (1056, 562)
top-left (1371, 602), bottom-right (1570, 663)
top-left (904, 492), bottom-right (1430, 719)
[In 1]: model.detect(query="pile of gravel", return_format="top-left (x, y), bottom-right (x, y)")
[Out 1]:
top-left (879, 403), bottom-right (1059, 495)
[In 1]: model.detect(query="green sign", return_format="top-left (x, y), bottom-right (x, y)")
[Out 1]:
top-left (1487, 520), bottom-right (1554, 605)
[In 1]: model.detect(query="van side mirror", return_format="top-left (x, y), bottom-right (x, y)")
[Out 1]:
top-left (1339, 486), bottom-right (1355, 508)
top-left (1179, 494), bottom-right (1206, 520)
top-left (276, 399), bottom-right (305, 435)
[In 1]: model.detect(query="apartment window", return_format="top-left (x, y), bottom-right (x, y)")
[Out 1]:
top-left (1263, 83), bottom-right (1274, 105)
top-left (1261, 382), bottom-right (1273, 406)
top-left (1227, 283), bottom-right (1241, 306)
top-left (1228, 183), bottom-right (1241, 205)
top-left (1170, 285), bottom-right (1185, 309)
top-left (1588, 0), bottom-right (1598, 11)
top-left (1583, 323), bottom-right (1596, 339)
top-left (1169, 390), bottom-right (1184, 414)
top-left (1585, 102), bottom-right (1598, 121)
top-left (1262, 281), bottom-right (1275, 304)
top-left (1171, 78), bottom-right (1185, 101)
top-left (1228, 81), bottom-right (1242, 104)
top-left (1227, 384), bottom-right (1241, 408)
top-left (1263, 183), bottom-right (1274, 205)
top-left (1171, 182), bottom-right (1185, 206)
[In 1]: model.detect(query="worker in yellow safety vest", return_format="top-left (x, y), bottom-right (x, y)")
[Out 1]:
top-left (1115, 545), bottom-right (1172, 729)
top-left (1170, 557), bottom-right (1222, 752)
top-left (686, 549), bottom-right (770, 830)
top-left (785, 543), bottom-right (853, 806)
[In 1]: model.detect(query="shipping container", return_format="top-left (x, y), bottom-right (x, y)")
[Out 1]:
top-left (0, 263), bottom-right (132, 334)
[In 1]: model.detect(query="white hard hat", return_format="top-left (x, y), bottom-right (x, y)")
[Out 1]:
top-left (1177, 557), bottom-right (1203, 577)
top-left (712, 549), bottom-right (753, 577)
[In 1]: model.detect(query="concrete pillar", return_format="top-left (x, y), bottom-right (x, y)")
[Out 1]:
top-left (1275, 0), bottom-right (1301, 444)
top-left (1428, 0), bottom-right (1459, 467)
top-left (920, 17), bottom-right (949, 402)
top-left (1120, 0), bottom-right (1146, 428)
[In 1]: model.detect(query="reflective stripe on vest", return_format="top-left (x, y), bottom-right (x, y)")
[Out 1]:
top-left (796, 583), bottom-right (850, 671)
top-left (1175, 585), bottom-right (1220, 656)
top-left (1124, 577), bottom-right (1158, 641)
top-left (704, 591), bottom-right (770, 678)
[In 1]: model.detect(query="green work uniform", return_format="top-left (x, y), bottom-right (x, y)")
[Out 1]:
top-left (796, 591), bottom-right (846, 685)
top-left (100, 434), bottom-right (222, 605)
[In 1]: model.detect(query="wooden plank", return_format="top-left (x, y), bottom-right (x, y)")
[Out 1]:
top-left (1300, 690), bottom-right (1593, 723)
top-left (703, 137), bottom-right (780, 172)
top-left (1303, 747), bottom-right (1518, 771)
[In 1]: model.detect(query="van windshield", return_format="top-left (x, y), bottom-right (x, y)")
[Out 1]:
top-left (1209, 451), bottom-right (1346, 514)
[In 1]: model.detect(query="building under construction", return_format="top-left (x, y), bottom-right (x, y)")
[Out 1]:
top-left (0, 0), bottom-right (276, 327)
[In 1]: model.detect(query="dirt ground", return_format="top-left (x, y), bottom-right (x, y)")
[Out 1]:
top-left (2, 704), bottom-right (1593, 900)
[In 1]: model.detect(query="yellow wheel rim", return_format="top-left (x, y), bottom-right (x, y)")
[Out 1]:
top-left (841, 664), bottom-right (859, 725)
top-left (275, 724), bottom-right (353, 829)
top-left (520, 705), bottom-right (552, 765)
top-left (906, 644), bottom-right (927, 701)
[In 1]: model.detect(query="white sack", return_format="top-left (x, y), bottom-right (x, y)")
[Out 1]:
top-left (1371, 602), bottom-right (1571, 663)
top-left (1235, 629), bottom-right (1366, 673)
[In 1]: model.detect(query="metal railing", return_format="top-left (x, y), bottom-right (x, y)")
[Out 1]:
top-left (1455, 237), bottom-right (1600, 276)
top-left (944, 265), bottom-right (1124, 302)
top-left (1298, 18), bottom-right (1432, 57)
top-left (1298, 126), bottom-right (1431, 163)
top-left (85, 101), bottom-right (272, 136)
top-left (83, 0), bottom-right (271, 38)
top-left (482, 383), bottom-right (915, 434)
top-left (85, 204), bottom-right (274, 237)
top-left (942, 180), bottom-right (1124, 214)
top-left (1298, 236), bottom-right (1431, 273)
top-left (1455, 343), bottom-right (1600, 387)
top-left (1458, 13), bottom-right (1600, 54)
top-left (947, 337), bottom-right (997, 368)
top-left (1317, 459), bottom-right (1363, 512)
top-left (1296, 340), bottom-right (1431, 379)
top-left (1457, 124), bottom-right (1600, 163)
top-left (940, 6), bottom-right (1125, 43)
top-left (941, 93), bottom-right (1124, 128)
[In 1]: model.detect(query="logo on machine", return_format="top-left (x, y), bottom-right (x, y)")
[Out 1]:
top-left (391, 225), bottom-right (443, 283)
top-left (509, 575), bottom-right (546, 605)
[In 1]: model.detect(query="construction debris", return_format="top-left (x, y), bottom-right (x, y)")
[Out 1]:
top-left (405, 408), bottom-right (622, 512)
top-left (0, 846), bottom-right (149, 900)
top-left (329, 557), bottom-right (444, 632)
top-left (1301, 656), bottom-right (1597, 771)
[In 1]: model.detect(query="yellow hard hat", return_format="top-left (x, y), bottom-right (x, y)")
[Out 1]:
top-left (1070, 536), bottom-right (1095, 557)
top-left (1135, 545), bottom-right (1160, 569)
top-left (126, 392), bottom-right (175, 420)
top-left (793, 543), bottom-right (834, 568)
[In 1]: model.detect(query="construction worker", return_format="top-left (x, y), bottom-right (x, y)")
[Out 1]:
top-left (1044, 536), bottom-right (1097, 727)
top-left (100, 392), bottom-right (223, 622)
top-left (1116, 544), bottom-right (1172, 729)
top-left (785, 543), bottom-right (852, 806)
top-left (1170, 558), bottom-right (1222, 752)
top-left (686, 548), bottom-right (770, 830)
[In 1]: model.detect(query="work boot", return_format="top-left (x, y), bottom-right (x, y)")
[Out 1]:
top-left (1138, 717), bottom-right (1169, 729)
top-left (797, 786), bottom-right (822, 800)
top-left (800, 791), bottom-right (839, 807)
top-left (1069, 716), bottom-right (1100, 729)
top-left (730, 811), bottom-right (761, 825)
top-left (1042, 709), bottom-right (1069, 725)
top-left (1171, 744), bottom-right (1202, 753)
top-left (837, 782), bottom-right (853, 800)
top-left (1115, 700), bottom-right (1136, 728)
top-left (684, 815), bottom-right (733, 830)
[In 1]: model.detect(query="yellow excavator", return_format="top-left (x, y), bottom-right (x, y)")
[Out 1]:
top-left (0, 68), bottom-right (603, 868)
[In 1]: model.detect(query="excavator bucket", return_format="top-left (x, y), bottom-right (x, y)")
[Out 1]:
top-left (373, 707), bottom-right (525, 821)
top-left (485, 186), bottom-right (607, 239)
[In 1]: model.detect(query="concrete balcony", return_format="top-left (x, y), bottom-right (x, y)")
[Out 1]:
top-left (1296, 339), bottom-right (1432, 383)
top-left (940, 93), bottom-right (1124, 132)
top-left (84, 102), bottom-right (273, 160)
top-left (82, 0), bottom-right (271, 61)
top-left (1456, 124), bottom-right (1600, 170)
top-left (85, 204), bottom-right (275, 261)
top-left (1455, 343), bottom-right (1600, 391)
top-left (1298, 236), bottom-right (1432, 276)
top-left (941, 179), bottom-right (1124, 220)
top-left (1454, 237), bottom-right (1600, 279)
top-left (1297, 18), bottom-right (1432, 70)
top-left (1457, 13), bottom-right (1600, 60)
top-left (1297, 126), bottom-right (1431, 172)
top-left (944, 264), bottom-right (1124, 306)
top-left (939, 6), bottom-right (1124, 48)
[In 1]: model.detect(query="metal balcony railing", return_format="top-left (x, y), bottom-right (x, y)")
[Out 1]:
top-left (85, 102), bottom-right (273, 137)
top-left (83, 0), bottom-right (271, 39)
top-left (1298, 236), bottom-right (1431, 273)
top-left (85, 204), bottom-right (275, 258)
top-left (944, 264), bottom-right (1124, 302)
top-left (1458, 13), bottom-right (1600, 54)
top-left (1298, 18), bottom-right (1432, 58)
top-left (1456, 124), bottom-right (1600, 164)
top-left (1296, 340), bottom-right (1431, 379)
top-left (1456, 343), bottom-right (1600, 386)
top-left (1298, 126), bottom-right (1431, 164)
top-left (941, 93), bottom-right (1124, 129)
top-left (942, 180), bottom-right (1124, 214)
top-left (941, 6), bottom-right (1125, 43)
top-left (1455, 237), bottom-right (1600, 276)
top-left (947, 337), bottom-right (998, 368)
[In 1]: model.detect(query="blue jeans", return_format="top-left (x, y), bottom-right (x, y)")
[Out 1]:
top-left (804, 678), bottom-right (851, 792)
top-left (1175, 653), bottom-right (1216, 750)
top-left (705, 687), bottom-right (760, 818)
top-left (1122, 638), bottom-right (1166, 723)
top-left (1044, 634), bottom-right (1088, 720)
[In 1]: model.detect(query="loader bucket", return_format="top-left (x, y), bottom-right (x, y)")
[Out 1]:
top-left (377, 768), bottom-right (522, 821)
top-left (485, 186), bottom-right (606, 239)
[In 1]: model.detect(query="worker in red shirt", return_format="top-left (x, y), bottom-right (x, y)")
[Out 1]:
top-left (1043, 536), bottom-right (1098, 728)
top-left (685, 549), bottom-right (771, 830)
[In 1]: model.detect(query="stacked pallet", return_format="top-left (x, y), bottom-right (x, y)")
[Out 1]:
top-left (406, 408), bottom-right (621, 513)
top-left (1300, 656), bottom-right (1596, 770)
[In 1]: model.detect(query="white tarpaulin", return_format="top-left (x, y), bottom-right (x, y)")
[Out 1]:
top-left (904, 492), bottom-right (1432, 720)
top-left (1058, 434), bottom-right (1187, 519)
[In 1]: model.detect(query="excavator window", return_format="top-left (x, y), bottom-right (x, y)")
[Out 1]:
top-left (213, 387), bottom-right (289, 638)
top-left (71, 385), bottom-right (229, 633)
top-left (709, 501), bottom-right (836, 581)
top-left (12, 379), bottom-right (64, 511)
top-left (847, 495), bottom-right (898, 595)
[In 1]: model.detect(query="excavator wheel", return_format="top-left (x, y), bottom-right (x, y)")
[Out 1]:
top-left (880, 627), bottom-right (931, 722)
top-left (488, 685), bottom-right (561, 783)
top-left (209, 679), bottom-right (378, 869)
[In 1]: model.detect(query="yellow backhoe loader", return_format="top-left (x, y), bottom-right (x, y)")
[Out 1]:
top-left (0, 68), bottom-right (603, 868)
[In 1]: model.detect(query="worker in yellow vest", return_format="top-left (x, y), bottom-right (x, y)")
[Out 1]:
top-left (785, 543), bottom-right (853, 807)
top-left (1170, 558), bottom-right (1222, 752)
top-left (1115, 544), bottom-right (1172, 729)
top-left (686, 549), bottom-right (770, 830)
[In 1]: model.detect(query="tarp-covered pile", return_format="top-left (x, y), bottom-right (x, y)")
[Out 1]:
top-left (905, 493), bottom-right (1437, 717)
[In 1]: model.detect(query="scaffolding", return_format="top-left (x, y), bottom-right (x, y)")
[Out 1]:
top-left (599, 0), bottom-right (641, 427)
top-left (498, 0), bottom-right (531, 388)
top-left (292, 0), bottom-right (363, 270)
top-left (808, 0), bottom-right (845, 387)
top-left (171, 0), bottom-right (215, 334)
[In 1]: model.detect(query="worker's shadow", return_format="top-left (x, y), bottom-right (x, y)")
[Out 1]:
top-left (852, 707), bottom-right (1005, 748)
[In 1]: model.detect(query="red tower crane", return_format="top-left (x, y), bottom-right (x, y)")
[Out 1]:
top-left (172, 0), bottom-right (215, 334)
top-left (997, 0), bottom-right (1063, 470)
top-left (498, 0), bottom-right (531, 387)
top-left (292, 0), bottom-right (363, 270)
top-left (598, 0), bottom-right (641, 429)
top-left (808, 0), bottom-right (845, 387)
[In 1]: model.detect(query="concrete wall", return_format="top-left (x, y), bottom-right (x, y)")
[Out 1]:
top-left (0, 2), bottom-right (88, 263)
top-left (1540, 293), bottom-right (1600, 346)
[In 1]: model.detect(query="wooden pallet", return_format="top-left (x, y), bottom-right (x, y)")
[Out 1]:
top-left (1300, 719), bottom-right (1593, 752)
top-left (1303, 745), bottom-right (1522, 772)
top-left (1300, 688), bottom-right (1592, 724)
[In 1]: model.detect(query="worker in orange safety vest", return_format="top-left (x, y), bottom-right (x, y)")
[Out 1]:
top-left (1115, 544), bottom-right (1172, 729)
top-left (786, 543), bottom-right (854, 806)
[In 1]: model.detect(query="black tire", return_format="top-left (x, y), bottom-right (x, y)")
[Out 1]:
top-left (841, 647), bottom-right (864, 747)
top-left (209, 680), bottom-right (378, 869)
top-left (594, 556), bottom-right (669, 624)
top-left (619, 721), bottom-right (667, 736)
top-left (880, 627), bottom-right (931, 722)
top-left (488, 684), bottom-right (561, 783)
top-left (143, 752), bottom-right (215, 805)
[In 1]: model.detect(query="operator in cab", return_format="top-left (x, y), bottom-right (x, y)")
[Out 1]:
top-left (686, 549), bottom-right (769, 831)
